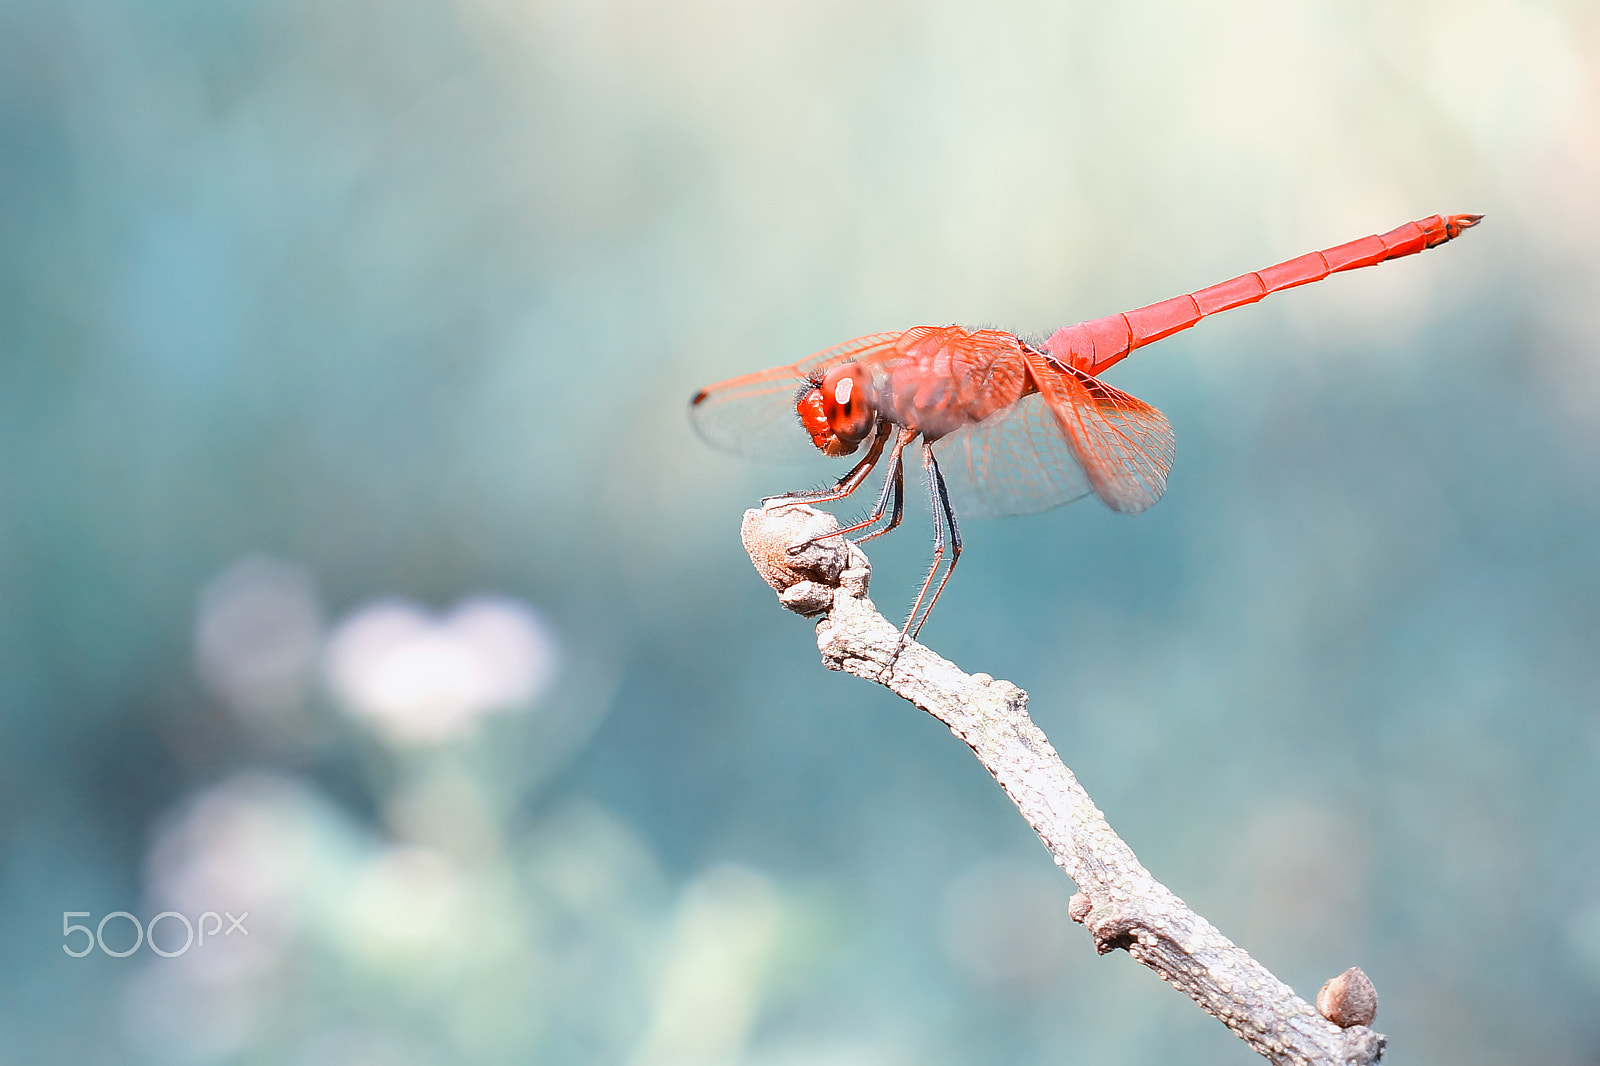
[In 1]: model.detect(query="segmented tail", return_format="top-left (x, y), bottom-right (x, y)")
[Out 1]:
top-left (1045, 213), bottom-right (1483, 376)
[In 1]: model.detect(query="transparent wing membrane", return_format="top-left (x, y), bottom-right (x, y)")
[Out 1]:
top-left (933, 393), bottom-right (1096, 518)
top-left (688, 365), bottom-right (814, 461)
top-left (936, 357), bottom-right (1174, 518)
top-left (688, 332), bottom-right (902, 462)
top-left (1025, 352), bottom-right (1174, 514)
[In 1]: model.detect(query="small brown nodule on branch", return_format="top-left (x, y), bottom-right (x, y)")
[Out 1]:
top-left (740, 502), bottom-right (1388, 1066)
top-left (1317, 968), bottom-right (1378, 1029)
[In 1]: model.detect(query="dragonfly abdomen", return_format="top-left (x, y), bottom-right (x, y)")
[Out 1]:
top-left (1044, 213), bottom-right (1482, 378)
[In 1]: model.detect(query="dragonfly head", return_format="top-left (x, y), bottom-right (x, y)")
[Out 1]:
top-left (797, 363), bottom-right (876, 457)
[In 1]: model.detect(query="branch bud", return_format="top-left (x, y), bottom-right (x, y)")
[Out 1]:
top-left (1316, 966), bottom-right (1377, 1028)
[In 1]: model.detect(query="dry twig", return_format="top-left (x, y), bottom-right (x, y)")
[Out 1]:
top-left (740, 501), bottom-right (1386, 1066)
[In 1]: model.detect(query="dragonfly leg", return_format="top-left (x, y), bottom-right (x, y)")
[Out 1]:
top-left (787, 427), bottom-right (916, 555)
top-left (853, 454), bottom-right (904, 546)
top-left (763, 420), bottom-right (891, 508)
top-left (902, 443), bottom-right (963, 640)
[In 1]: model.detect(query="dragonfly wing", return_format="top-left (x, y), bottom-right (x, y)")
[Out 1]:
top-left (932, 392), bottom-right (1097, 518)
top-left (1022, 350), bottom-right (1174, 514)
top-left (790, 331), bottom-right (906, 380)
top-left (689, 332), bottom-right (903, 462)
top-left (688, 363), bottom-right (816, 461)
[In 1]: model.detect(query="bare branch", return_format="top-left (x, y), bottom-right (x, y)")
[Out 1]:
top-left (740, 502), bottom-right (1387, 1066)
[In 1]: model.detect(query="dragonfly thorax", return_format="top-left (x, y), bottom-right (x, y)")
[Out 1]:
top-left (797, 363), bottom-right (876, 456)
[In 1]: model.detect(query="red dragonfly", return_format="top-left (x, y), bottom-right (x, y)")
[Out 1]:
top-left (691, 213), bottom-right (1481, 638)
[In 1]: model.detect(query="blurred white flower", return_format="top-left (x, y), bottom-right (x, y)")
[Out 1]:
top-left (323, 595), bottom-right (559, 745)
top-left (129, 773), bottom-right (365, 1061)
top-left (195, 556), bottom-right (324, 719)
top-left (144, 772), bottom-right (357, 981)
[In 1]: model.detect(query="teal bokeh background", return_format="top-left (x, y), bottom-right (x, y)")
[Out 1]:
top-left (3, 1), bottom-right (1598, 1063)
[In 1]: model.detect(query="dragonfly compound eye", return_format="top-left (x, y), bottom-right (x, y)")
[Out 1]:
top-left (820, 364), bottom-right (874, 451)
top-left (795, 385), bottom-right (855, 456)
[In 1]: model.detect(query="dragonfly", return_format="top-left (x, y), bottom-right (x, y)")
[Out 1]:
top-left (691, 212), bottom-right (1481, 638)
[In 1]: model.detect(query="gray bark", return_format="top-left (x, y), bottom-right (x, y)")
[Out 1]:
top-left (740, 502), bottom-right (1385, 1066)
